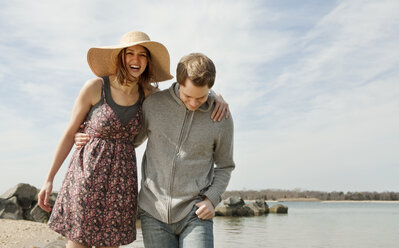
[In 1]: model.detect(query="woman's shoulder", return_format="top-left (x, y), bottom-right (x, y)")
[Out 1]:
top-left (79, 77), bottom-right (103, 105)
top-left (84, 77), bottom-right (103, 89)
top-left (81, 77), bottom-right (103, 94)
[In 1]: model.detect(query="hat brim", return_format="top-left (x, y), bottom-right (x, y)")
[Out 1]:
top-left (87, 40), bottom-right (173, 82)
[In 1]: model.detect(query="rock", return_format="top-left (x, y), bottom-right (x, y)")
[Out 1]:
top-left (269, 204), bottom-right (288, 214)
top-left (0, 183), bottom-right (59, 223)
top-left (30, 204), bottom-right (50, 223)
top-left (24, 192), bottom-right (57, 222)
top-left (215, 198), bottom-right (271, 217)
top-left (255, 200), bottom-right (269, 214)
top-left (215, 205), bottom-right (233, 216)
top-left (244, 203), bottom-right (259, 216)
top-left (246, 200), bottom-right (269, 216)
top-left (0, 196), bottom-right (24, 220)
top-left (216, 196), bottom-right (247, 216)
top-left (233, 205), bottom-right (254, 216)
top-left (215, 203), bottom-right (251, 216)
top-left (1, 183), bottom-right (38, 209)
top-left (223, 196), bottom-right (245, 207)
top-left (215, 199), bottom-right (269, 217)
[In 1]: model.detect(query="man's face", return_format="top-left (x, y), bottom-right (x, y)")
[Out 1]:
top-left (179, 78), bottom-right (210, 111)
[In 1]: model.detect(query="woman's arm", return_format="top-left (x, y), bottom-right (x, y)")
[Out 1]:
top-left (210, 91), bottom-right (230, 122)
top-left (146, 85), bottom-right (230, 122)
top-left (38, 78), bottom-right (101, 212)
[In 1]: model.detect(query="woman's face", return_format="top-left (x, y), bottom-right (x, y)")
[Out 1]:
top-left (124, 45), bottom-right (148, 78)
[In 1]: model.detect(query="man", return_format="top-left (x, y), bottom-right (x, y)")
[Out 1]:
top-left (75, 53), bottom-right (235, 247)
top-left (135, 53), bottom-right (235, 247)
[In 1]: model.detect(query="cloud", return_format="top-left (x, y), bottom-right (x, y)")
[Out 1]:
top-left (0, 0), bottom-right (398, 193)
top-left (230, 0), bottom-right (399, 191)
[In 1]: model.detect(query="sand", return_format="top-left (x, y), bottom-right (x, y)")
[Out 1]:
top-left (0, 219), bottom-right (145, 248)
top-left (0, 219), bottom-right (65, 248)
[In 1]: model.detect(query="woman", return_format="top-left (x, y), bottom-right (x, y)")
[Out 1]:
top-left (38, 31), bottom-right (228, 248)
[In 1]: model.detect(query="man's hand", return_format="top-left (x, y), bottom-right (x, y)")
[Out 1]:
top-left (75, 131), bottom-right (90, 149)
top-left (195, 197), bottom-right (215, 220)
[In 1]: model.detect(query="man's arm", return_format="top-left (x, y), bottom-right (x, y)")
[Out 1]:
top-left (198, 116), bottom-right (235, 217)
top-left (75, 110), bottom-right (148, 149)
top-left (209, 90), bottom-right (230, 121)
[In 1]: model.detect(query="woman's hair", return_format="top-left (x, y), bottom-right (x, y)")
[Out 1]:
top-left (114, 47), bottom-right (158, 90)
top-left (176, 53), bottom-right (216, 88)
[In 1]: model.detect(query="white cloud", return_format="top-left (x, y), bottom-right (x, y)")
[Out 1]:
top-left (0, 0), bottom-right (398, 193)
top-left (230, 0), bottom-right (399, 191)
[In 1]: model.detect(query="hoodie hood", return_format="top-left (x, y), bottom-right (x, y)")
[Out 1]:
top-left (169, 82), bottom-right (214, 112)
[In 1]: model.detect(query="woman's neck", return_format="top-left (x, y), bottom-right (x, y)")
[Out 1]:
top-left (109, 75), bottom-right (139, 95)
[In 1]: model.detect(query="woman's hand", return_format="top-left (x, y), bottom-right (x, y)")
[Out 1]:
top-left (38, 181), bottom-right (53, 212)
top-left (211, 93), bottom-right (230, 122)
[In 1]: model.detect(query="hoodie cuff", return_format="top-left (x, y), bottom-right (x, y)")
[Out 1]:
top-left (203, 190), bottom-right (221, 208)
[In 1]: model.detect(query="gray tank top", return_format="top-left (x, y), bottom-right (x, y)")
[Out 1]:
top-left (87, 76), bottom-right (143, 125)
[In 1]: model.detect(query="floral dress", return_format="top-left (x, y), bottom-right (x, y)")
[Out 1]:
top-left (49, 77), bottom-right (142, 246)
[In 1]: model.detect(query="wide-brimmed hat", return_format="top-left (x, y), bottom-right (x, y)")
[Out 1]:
top-left (87, 31), bottom-right (173, 82)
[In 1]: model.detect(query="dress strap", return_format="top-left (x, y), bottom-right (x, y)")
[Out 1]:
top-left (101, 76), bottom-right (109, 104)
top-left (138, 85), bottom-right (145, 104)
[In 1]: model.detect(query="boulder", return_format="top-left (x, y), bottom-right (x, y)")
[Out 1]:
top-left (29, 204), bottom-right (50, 223)
top-left (215, 205), bottom-right (233, 216)
top-left (24, 192), bottom-right (57, 222)
top-left (1, 183), bottom-right (38, 209)
top-left (245, 203), bottom-right (261, 216)
top-left (255, 200), bottom-right (269, 214)
top-left (216, 197), bottom-right (252, 216)
top-left (269, 204), bottom-right (288, 214)
top-left (215, 204), bottom-right (252, 217)
top-left (0, 196), bottom-right (24, 220)
top-left (223, 196), bottom-right (245, 207)
top-left (246, 200), bottom-right (269, 216)
top-left (215, 197), bottom-right (269, 217)
top-left (0, 183), bottom-right (59, 223)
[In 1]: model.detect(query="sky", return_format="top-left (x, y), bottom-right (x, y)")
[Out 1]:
top-left (1, 0), bottom-right (398, 194)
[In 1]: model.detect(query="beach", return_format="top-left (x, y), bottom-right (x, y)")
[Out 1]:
top-left (1, 200), bottom-right (399, 248)
top-left (0, 219), bottom-right (64, 248)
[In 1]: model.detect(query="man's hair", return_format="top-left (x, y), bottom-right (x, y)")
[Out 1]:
top-left (176, 53), bottom-right (216, 88)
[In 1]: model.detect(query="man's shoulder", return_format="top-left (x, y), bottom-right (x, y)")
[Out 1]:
top-left (143, 88), bottom-right (170, 105)
top-left (219, 113), bottom-right (234, 129)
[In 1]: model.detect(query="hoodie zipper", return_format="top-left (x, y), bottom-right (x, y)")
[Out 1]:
top-left (167, 109), bottom-right (191, 223)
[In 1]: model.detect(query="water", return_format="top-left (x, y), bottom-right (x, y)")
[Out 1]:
top-left (124, 202), bottom-right (399, 248)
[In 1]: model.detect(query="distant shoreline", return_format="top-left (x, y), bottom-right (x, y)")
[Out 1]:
top-left (262, 198), bottom-right (399, 203)
top-left (223, 190), bottom-right (399, 202)
top-left (244, 198), bottom-right (399, 203)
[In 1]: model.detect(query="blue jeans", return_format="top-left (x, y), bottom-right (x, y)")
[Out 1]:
top-left (140, 206), bottom-right (214, 248)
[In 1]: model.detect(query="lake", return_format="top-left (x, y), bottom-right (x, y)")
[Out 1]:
top-left (124, 201), bottom-right (399, 248)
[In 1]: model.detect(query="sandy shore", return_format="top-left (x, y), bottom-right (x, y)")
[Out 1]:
top-left (0, 219), bottom-right (145, 248)
top-left (0, 219), bottom-right (65, 248)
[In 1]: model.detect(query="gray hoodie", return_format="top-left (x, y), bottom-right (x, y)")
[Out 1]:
top-left (135, 83), bottom-right (235, 224)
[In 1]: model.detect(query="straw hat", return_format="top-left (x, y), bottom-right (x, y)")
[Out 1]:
top-left (87, 31), bottom-right (173, 82)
